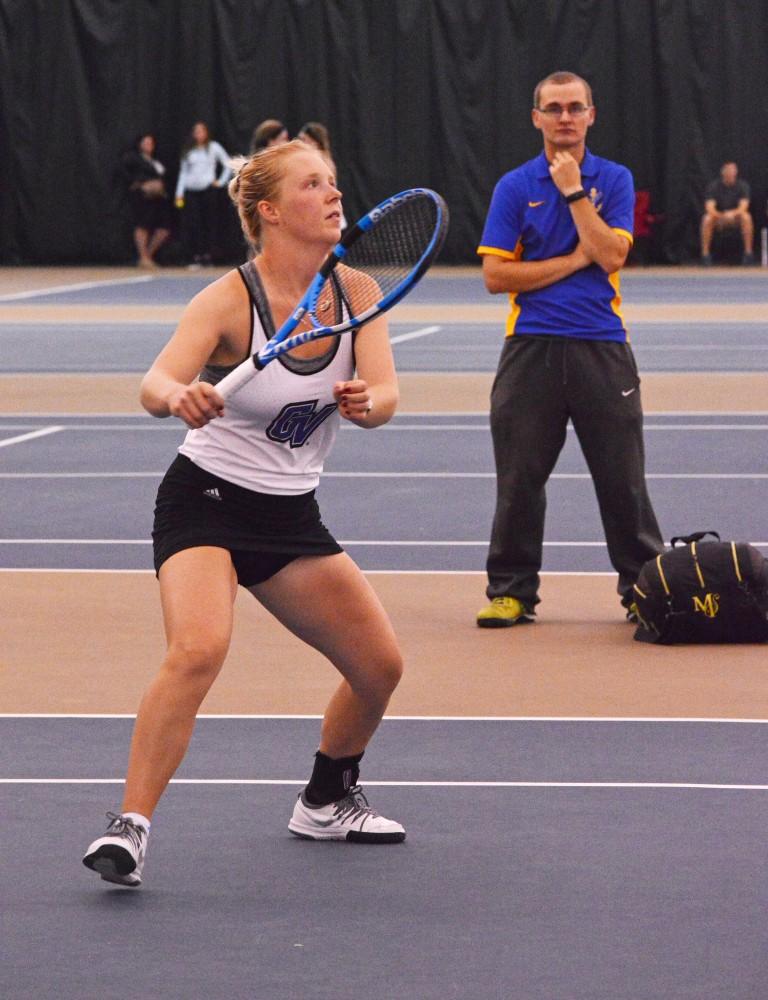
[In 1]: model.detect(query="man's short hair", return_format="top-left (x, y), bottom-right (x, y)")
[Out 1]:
top-left (533, 71), bottom-right (593, 109)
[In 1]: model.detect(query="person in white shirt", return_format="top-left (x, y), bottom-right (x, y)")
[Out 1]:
top-left (82, 140), bottom-right (405, 888)
top-left (174, 121), bottom-right (232, 265)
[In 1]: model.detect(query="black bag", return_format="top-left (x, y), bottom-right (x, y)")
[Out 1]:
top-left (632, 531), bottom-right (768, 644)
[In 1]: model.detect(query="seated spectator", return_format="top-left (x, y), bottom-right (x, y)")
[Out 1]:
top-left (249, 118), bottom-right (289, 154)
top-left (121, 133), bottom-right (172, 268)
top-left (700, 161), bottom-right (754, 265)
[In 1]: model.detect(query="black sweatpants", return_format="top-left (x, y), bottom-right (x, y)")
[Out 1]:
top-left (182, 186), bottom-right (218, 260)
top-left (486, 336), bottom-right (664, 608)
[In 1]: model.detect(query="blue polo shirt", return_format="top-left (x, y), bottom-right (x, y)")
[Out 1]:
top-left (477, 149), bottom-right (634, 341)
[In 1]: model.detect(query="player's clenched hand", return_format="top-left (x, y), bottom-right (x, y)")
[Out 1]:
top-left (168, 381), bottom-right (224, 428)
top-left (334, 379), bottom-right (373, 421)
top-left (549, 151), bottom-right (583, 197)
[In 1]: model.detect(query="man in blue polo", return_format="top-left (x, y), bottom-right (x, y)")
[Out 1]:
top-left (476, 70), bottom-right (664, 627)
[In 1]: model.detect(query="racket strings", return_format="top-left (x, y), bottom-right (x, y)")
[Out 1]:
top-left (337, 195), bottom-right (440, 314)
top-left (298, 274), bottom-right (343, 331)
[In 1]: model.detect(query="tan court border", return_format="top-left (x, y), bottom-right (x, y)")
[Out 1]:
top-left (2, 302), bottom-right (767, 325)
top-left (1, 268), bottom-right (766, 721)
top-left (1, 263), bottom-right (766, 296)
top-left (1, 371), bottom-right (768, 413)
top-left (2, 572), bottom-right (767, 717)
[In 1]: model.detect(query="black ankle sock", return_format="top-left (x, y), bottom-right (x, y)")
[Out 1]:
top-left (303, 750), bottom-right (364, 806)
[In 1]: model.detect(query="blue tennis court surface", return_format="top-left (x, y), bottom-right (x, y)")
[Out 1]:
top-left (3, 716), bottom-right (768, 1000)
top-left (3, 267), bottom-right (768, 376)
top-left (3, 716), bottom-right (768, 784)
top-left (2, 321), bottom-right (768, 373)
top-left (1, 412), bottom-right (766, 572)
top-left (3, 270), bottom-right (768, 305)
top-left (2, 267), bottom-right (768, 1000)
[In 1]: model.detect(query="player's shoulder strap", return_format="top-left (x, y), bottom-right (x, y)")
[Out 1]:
top-left (238, 259), bottom-right (350, 332)
top-left (237, 260), bottom-right (276, 341)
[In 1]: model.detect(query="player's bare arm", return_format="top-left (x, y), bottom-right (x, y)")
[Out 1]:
top-left (334, 313), bottom-right (398, 427)
top-left (140, 272), bottom-right (248, 428)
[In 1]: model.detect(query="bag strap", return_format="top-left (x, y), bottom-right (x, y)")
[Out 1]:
top-left (670, 531), bottom-right (720, 547)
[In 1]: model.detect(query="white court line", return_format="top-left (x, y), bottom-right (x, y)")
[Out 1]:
top-left (0, 569), bottom-right (698, 579)
top-left (389, 411), bottom-right (768, 416)
top-left (2, 409), bottom-right (767, 419)
top-left (2, 471), bottom-right (768, 480)
top-left (0, 275), bottom-right (154, 302)
top-left (0, 422), bottom-right (765, 432)
top-left (1, 418), bottom-right (768, 429)
top-left (637, 345), bottom-right (768, 351)
top-left (2, 778), bottom-right (767, 790)
top-left (0, 567), bottom-right (158, 573)
top-left (1, 539), bottom-right (766, 547)
top-left (389, 325), bottom-right (441, 345)
top-left (0, 539), bottom-right (152, 545)
top-left (2, 713), bottom-right (766, 722)
top-left (0, 426), bottom-right (64, 449)
top-left (328, 473), bottom-right (768, 479)
top-left (374, 424), bottom-right (768, 431)
top-left (399, 369), bottom-right (768, 378)
top-left (399, 343), bottom-right (768, 352)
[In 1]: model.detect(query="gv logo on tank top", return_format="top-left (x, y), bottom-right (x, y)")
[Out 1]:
top-left (266, 400), bottom-right (338, 448)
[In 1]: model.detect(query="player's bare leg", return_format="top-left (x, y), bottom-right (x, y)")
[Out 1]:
top-left (253, 553), bottom-right (406, 842)
top-left (84, 546), bottom-right (238, 883)
top-left (253, 552), bottom-right (403, 754)
top-left (121, 546), bottom-right (238, 818)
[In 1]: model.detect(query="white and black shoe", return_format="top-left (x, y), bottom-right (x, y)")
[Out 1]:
top-left (289, 785), bottom-right (405, 843)
top-left (82, 813), bottom-right (148, 886)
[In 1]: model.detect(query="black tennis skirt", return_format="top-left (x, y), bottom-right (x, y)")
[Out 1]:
top-left (152, 454), bottom-right (343, 586)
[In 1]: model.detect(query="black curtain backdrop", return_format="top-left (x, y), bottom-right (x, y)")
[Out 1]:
top-left (1, 0), bottom-right (767, 265)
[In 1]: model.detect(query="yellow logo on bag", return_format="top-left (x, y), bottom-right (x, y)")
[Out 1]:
top-left (692, 593), bottom-right (720, 618)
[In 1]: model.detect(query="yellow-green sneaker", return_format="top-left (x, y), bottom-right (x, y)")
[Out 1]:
top-left (476, 596), bottom-right (533, 628)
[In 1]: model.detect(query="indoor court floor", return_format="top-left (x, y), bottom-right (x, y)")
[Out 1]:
top-left (2, 264), bottom-right (768, 999)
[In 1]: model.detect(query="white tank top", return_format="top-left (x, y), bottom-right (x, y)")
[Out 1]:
top-left (179, 264), bottom-right (354, 495)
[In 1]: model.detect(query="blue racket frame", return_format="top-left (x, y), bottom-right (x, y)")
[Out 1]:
top-left (215, 187), bottom-right (448, 400)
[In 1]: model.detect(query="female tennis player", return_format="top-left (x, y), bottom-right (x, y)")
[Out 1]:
top-left (83, 140), bottom-right (405, 887)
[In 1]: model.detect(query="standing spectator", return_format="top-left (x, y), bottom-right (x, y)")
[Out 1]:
top-left (249, 118), bottom-right (289, 154)
top-left (175, 122), bottom-right (232, 266)
top-left (475, 70), bottom-right (664, 628)
top-left (121, 133), bottom-right (172, 269)
top-left (700, 162), bottom-right (754, 265)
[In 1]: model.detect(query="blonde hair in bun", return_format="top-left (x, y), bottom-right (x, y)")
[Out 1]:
top-left (227, 140), bottom-right (311, 249)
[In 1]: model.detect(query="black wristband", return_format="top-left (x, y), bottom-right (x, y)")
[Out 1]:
top-left (565, 188), bottom-right (588, 204)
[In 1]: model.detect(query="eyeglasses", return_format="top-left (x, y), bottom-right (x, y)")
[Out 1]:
top-left (536, 103), bottom-right (592, 118)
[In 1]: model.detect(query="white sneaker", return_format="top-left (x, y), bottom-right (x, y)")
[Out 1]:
top-left (82, 812), bottom-right (148, 886)
top-left (288, 785), bottom-right (406, 843)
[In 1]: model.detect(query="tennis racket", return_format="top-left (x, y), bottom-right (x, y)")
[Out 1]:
top-left (214, 187), bottom-right (449, 400)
